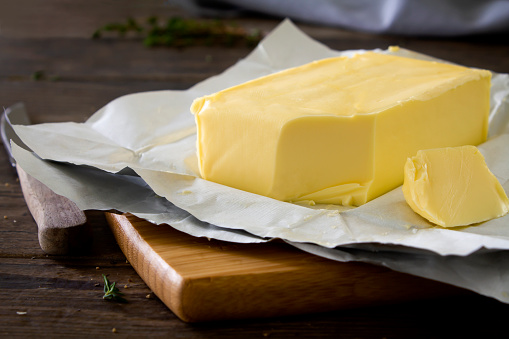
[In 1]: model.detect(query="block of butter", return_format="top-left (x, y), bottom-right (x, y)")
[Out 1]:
top-left (402, 146), bottom-right (509, 227)
top-left (191, 52), bottom-right (491, 206)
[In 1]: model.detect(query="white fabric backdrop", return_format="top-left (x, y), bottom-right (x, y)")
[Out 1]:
top-left (176, 0), bottom-right (509, 36)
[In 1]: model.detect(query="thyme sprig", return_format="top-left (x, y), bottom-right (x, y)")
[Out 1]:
top-left (102, 274), bottom-right (127, 303)
top-left (92, 16), bottom-right (263, 48)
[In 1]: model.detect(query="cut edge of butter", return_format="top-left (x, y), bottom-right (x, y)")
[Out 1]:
top-left (402, 146), bottom-right (509, 228)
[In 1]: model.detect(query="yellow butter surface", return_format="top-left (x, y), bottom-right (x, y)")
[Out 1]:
top-left (402, 146), bottom-right (509, 227)
top-left (191, 52), bottom-right (491, 206)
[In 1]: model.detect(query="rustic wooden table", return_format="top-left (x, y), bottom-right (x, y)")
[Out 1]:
top-left (1, 1), bottom-right (509, 337)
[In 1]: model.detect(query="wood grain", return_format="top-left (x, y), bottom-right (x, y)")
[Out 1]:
top-left (16, 165), bottom-right (91, 255)
top-left (2, 0), bottom-right (509, 336)
top-left (105, 212), bottom-right (466, 322)
top-left (0, 0), bottom-right (193, 38)
top-left (0, 38), bottom-right (249, 82)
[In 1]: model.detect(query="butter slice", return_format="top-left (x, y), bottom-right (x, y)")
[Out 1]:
top-left (191, 52), bottom-right (491, 206)
top-left (402, 146), bottom-right (509, 227)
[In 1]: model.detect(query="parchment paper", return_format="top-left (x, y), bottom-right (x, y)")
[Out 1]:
top-left (11, 20), bottom-right (509, 302)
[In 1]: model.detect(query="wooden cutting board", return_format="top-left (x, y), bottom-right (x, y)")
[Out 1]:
top-left (105, 212), bottom-right (465, 322)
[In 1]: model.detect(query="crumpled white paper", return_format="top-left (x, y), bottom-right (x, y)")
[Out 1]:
top-left (10, 20), bottom-right (509, 302)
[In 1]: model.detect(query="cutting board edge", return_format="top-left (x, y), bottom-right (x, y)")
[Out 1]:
top-left (105, 212), bottom-right (191, 320)
top-left (104, 212), bottom-right (470, 322)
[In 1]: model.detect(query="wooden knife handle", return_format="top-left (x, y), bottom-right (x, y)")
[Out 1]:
top-left (16, 165), bottom-right (92, 255)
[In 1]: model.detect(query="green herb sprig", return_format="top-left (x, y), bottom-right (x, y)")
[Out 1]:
top-left (102, 274), bottom-right (127, 303)
top-left (92, 16), bottom-right (263, 48)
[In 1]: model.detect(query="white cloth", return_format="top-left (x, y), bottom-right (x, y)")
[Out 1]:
top-left (177, 0), bottom-right (509, 36)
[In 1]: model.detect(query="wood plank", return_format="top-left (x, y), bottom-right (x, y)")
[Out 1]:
top-left (1, 0), bottom-right (507, 75)
top-left (0, 257), bottom-right (168, 337)
top-left (0, 80), bottom-right (189, 124)
top-left (105, 212), bottom-right (467, 322)
top-left (0, 38), bottom-right (251, 125)
top-left (0, 236), bottom-right (507, 337)
top-left (0, 38), bottom-right (251, 81)
top-left (1, 35), bottom-right (506, 92)
top-left (0, 0), bottom-right (192, 38)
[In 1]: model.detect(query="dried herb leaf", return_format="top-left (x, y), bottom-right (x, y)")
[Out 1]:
top-left (102, 274), bottom-right (127, 303)
top-left (93, 16), bottom-right (263, 48)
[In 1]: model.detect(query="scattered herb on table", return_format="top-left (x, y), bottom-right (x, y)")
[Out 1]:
top-left (31, 70), bottom-right (45, 81)
top-left (92, 16), bottom-right (263, 48)
top-left (30, 70), bottom-right (60, 82)
top-left (102, 274), bottom-right (127, 303)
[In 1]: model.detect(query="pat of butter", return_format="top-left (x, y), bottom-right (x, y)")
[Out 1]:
top-left (403, 146), bottom-right (509, 227)
top-left (191, 52), bottom-right (491, 206)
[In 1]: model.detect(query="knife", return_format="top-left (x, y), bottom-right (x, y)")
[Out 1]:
top-left (1, 103), bottom-right (92, 255)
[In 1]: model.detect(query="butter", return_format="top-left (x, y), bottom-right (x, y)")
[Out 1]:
top-left (403, 146), bottom-right (509, 227)
top-left (191, 52), bottom-right (491, 206)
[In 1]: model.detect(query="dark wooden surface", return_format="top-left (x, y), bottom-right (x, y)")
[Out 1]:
top-left (1, 1), bottom-right (509, 337)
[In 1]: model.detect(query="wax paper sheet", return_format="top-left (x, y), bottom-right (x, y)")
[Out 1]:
top-left (10, 20), bottom-right (509, 302)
